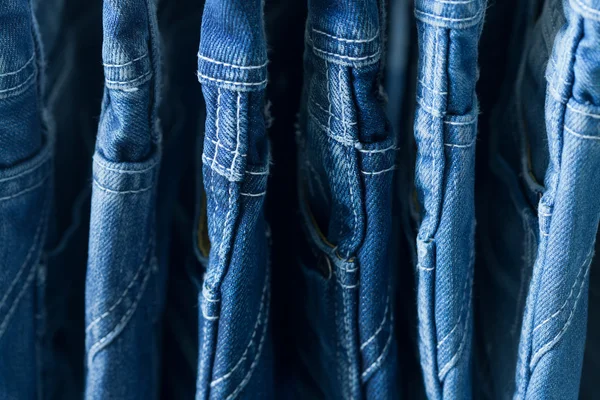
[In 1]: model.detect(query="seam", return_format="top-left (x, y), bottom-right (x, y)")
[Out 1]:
top-left (240, 191), bottom-right (266, 197)
top-left (92, 180), bottom-right (154, 195)
top-left (437, 266), bottom-right (472, 349)
top-left (548, 85), bottom-right (569, 104)
top-left (207, 138), bottom-right (248, 157)
top-left (414, 8), bottom-right (483, 23)
top-left (418, 265), bottom-right (435, 271)
top-left (246, 169), bottom-right (269, 176)
top-left (0, 155), bottom-right (50, 183)
top-left (532, 251), bottom-right (592, 333)
top-left (444, 141), bottom-right (475, 148)
top-left (361, 165), bottom-right (398, 175)
top-left (361, 314), bottom-right (394, 381)
top-left (103, 53), bottom-right (148, 68)
top-left (356, 144), bottom-right (399, 154)
top-left (417, 97), bottom-right (445, 119)
top-left (210, 271), bottom-right (269, 387)
top-left (0, 203), bottom-right (47, 314)
top-left (311, 44), bottom-right (381, 63)
top-left (197, 54), bottom-right (268, 70)
top-left (223, 275), bottom-right (270, 400)
top-left (0, 173), bottom-right (49, 202)
top-left (566, 103), bottom-right (600, 119)
top-left (0, 54), bottom-right (35, 76)
top-left (444, 118), bottom-right (477, 126)
top-left (87, 251), bottom-right (154, 364)
top-left (0, 70), bottom-right (36, 95)
top-left (229, 92), bottom-right (242, 175)
top-left (308, 107), bottom-right (356, 147)
top-left (105, 70), bottom-right (152, 86)
top-left (529, 255), bottom-right (592, 369)
top-left (565, 126), bottom-right (600, 141)
top-left (310, 99), bottom-right (357, 126)
top-left (419, 79), bottom-right (448, 95)
top-left (85, 243), bottom-right (152, 333)
top-left (337, 280), bottom-right (360, 289)
top-left (0, 262), bottom-right (37, 341)
top-left (212, 88), bottom-right (223, 170)
top-left (340, 67), bottom-right (358, 257)
top-left (217, 183), bottom-right (235, 293)
top-left (360, 294), bottom-right (390, 350)
top-left (92, 157), bottom-right (158, 174)
top-left (438, 290), bottom-right (472, 379)
top-left (202, 154), bottom-right (243, 181)
top-left (433, 0), bottom-right (476, 3)
top-left (312, 28), bottom-right (379, 43)
top-left (197, 72), bottom-right (267, 87)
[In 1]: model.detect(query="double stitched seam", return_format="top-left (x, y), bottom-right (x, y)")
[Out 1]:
top-left (209, 269), bottom-right (270, 388)
top-left (532, 251), bottom-right (592, 333)
top-left (223, 274), bottom-right (271, 400)
top-left (565, 126), bottom-right (600, 141)
top-left (308, 41), bottom-right (381, 65)
top-left (85, 243), bottom-right (154, 334)
top-left (312, 28), bottom-right (379, 43)
top-left (361, 314), bottom-right (394, 381)
top-left (0, 71), bottom-right (36, 97)
top-left (0, 54), bottom-right (35, 76)
top-left (103, 52), bottom-right (148, 68)
top-left (197, 72), bottom-right (268, 87)
top-left (92, 157), bottom-right (159, 174)
top-left (87, 239), bottom-right (156, 364)
top-left (229, 92), bottom-right (243, 177)
top-left (566, 103), bottom-right (600, 119)
top-left (0, 172), bottom-right (50, 202)
top-left (414, 8), bottom-right (484, 26)
top-left (360, 286), bottom-right (394, 381)
top-left (436, 265), bottom-right (472, 350)
top-left (198, 54), bottom-right (268, 70)
top-left (0, 201), bottom-right (49, 341)
top-left (0, 154), bottom-right (50, 183)
top-left (529, 253), bottom-right (593, 369)
top-left (92, 180), bottom-right (154, 195)
top-left (105, 70), bottom-right (152, 86)
top-left (310, 99), bottom-right (357, 126)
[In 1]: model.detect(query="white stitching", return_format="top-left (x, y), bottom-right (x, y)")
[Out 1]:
top-left (361, 165), bottom-right (397, 176)
top-left (311, 45), bottom-right (381, 62)
top-left (532, 251), bottom-right (592, 332)
top-left (437, 266), bottom-right (472, 349)
top-left (85, 243), bottom-right (153, 333)
top-left (240, 191), bottom-right (266, 197)
top-left (197, 54), bottom-right (268, 70)
top-left (0, 71), bottom-right (36, 95)
top-left (105, 70), bottom-right (152, 86)
top-left (103, 53), bottom-right (148, 68)
top-left (87, 253), bottom-right (154, 364)
top-left (210, 271), bottom-right (270, 387)
top-left (93, 180), bottom-right (154, 195)
top-left (415, 8), bottom-right (483, 23)
top-left (444, 141), bottom-right (475, 148)
top-left (419, 79), bottom-right (448, 95)
top-left (0, 54), bottom-right (35, 76)
top-left (310, 99), bottom-right (357, 126)
top-left (360, 294), bottom-right (390, 350)
top-left (361, 314), bottom-right (394, 381)
top-left (530, 255), bottom-right (593, 369)
top-left (0, 263), bottom-right (37, 340)
top-left (565, 126), bottom-right (600, 141)
top-left (92, 157), bottom-right (158, 174)
top-left (0, 173), bottom-right (49, 202)
top-left (356, 144), bottom-right (398, 154)
top-left (307, 109), bottom-right (356, 147)
top-left (312, 28), bottom-right (379, 43)
top-left (566, 103), bottom-right (600, 119)
top-left (197, 72), bottom-right (267, 87)
top-left (212, 88), bottom-right (222, 170)
top-left (223, 275), bottom-right (270, 400)
top-left (571, 0), bottom-right (600, 20)
top-left (444, 118), bottom-right (477, 126)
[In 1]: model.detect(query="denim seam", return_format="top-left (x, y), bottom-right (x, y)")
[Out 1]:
top-left (103, 52), bottom-right (148, 68)
top-left (360, 295), bottom-right (390, 350)
top-left (207, 138), bottom-right (248, 157)
top-left (85, 243), bottom-right (154, 333)
top-left (197, 72), bottom-right (268, 87)
top-left (105, 70), bottom-right (152, 86)
top-left (433, 0), bottom-right (476, 3)
top-left (92, 180), bottom-right (154, 195)
top-left (0, 259), bottom-right (37, 341)
top-left (564, 126), bottom-right (600, 141)
top-left (212, 88), bottom-right (223, 170)
top-left (210, 269), bottom-right (270, 387)
top-left (566, 103), bottom-right (600, 118)
top-left (361, 165), bottom-right (398, 175)
top-left (0, 70), bottom-right (36, 98)
top-left (229, 93), bottom-right (242, 176)
top-left (223, 272), bottom-right (271, 400)
top-left (444, 140), bottom-right (475, 148)
top-left (361, 314), bottom-right (394, 381)
top-left (310, 100), bottom-right (357, 126)
top-left (438, 297), bottom-right (472, 380)
top-left (0, 154), bottom-right (50, 183)
top-left (308, 41), bottom-right (381, 66)
top-left (532, 250), bottom-right (592, 333)
top-left (414, 9), bottom-right (484, 27)
top-left (197, 53), bottom-right (268, 70)
top-left (308, 109), bottom-right (356, 147)
top-left (0, 173), bottom-right (49, 202)
top-left (87, 247), bottom-right (155, 364)
top-left (240, 191), bottom-right (266, 197)
top-left (0, 53), bottom-right (35, 76)
top-left (357, 144), bottom-right (399, 154)
top-left (312, 28), bottom-right (379, 44)
top-left (436, 265), bottom-right (472, 349)
top-left (419, 79), bottom-right (448, 95)
top-left (0, 200), bottom-right (48, 324)
top-left (529, 253), bottom-right (593, 369)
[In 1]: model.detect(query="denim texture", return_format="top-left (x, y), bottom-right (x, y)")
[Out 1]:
top-left (195, 0), bottom-right (273, 399)
top-left (0, 0), bottom-right (51, 399)
top-left (293, 0), bottom-right (400, 398)
top-left (412, 0), bottom-right (484, 399)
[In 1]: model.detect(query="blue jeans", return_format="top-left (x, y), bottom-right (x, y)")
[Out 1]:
top-left (194, 0), bottom-right (274, 398)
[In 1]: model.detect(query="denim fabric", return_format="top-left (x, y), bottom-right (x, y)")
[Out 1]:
top-left (194, 0), bottom-right (273, 398)
top-left (412, 1), bottom-right (485, 399)
top-left (293, 0), bottom-right (399, 398)
top-left (0, 0), bottom-right (51, 399)
top-left (85, 0), bottom-right (164, 398)
top-left (514, 0), bottom-right (600, 398)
